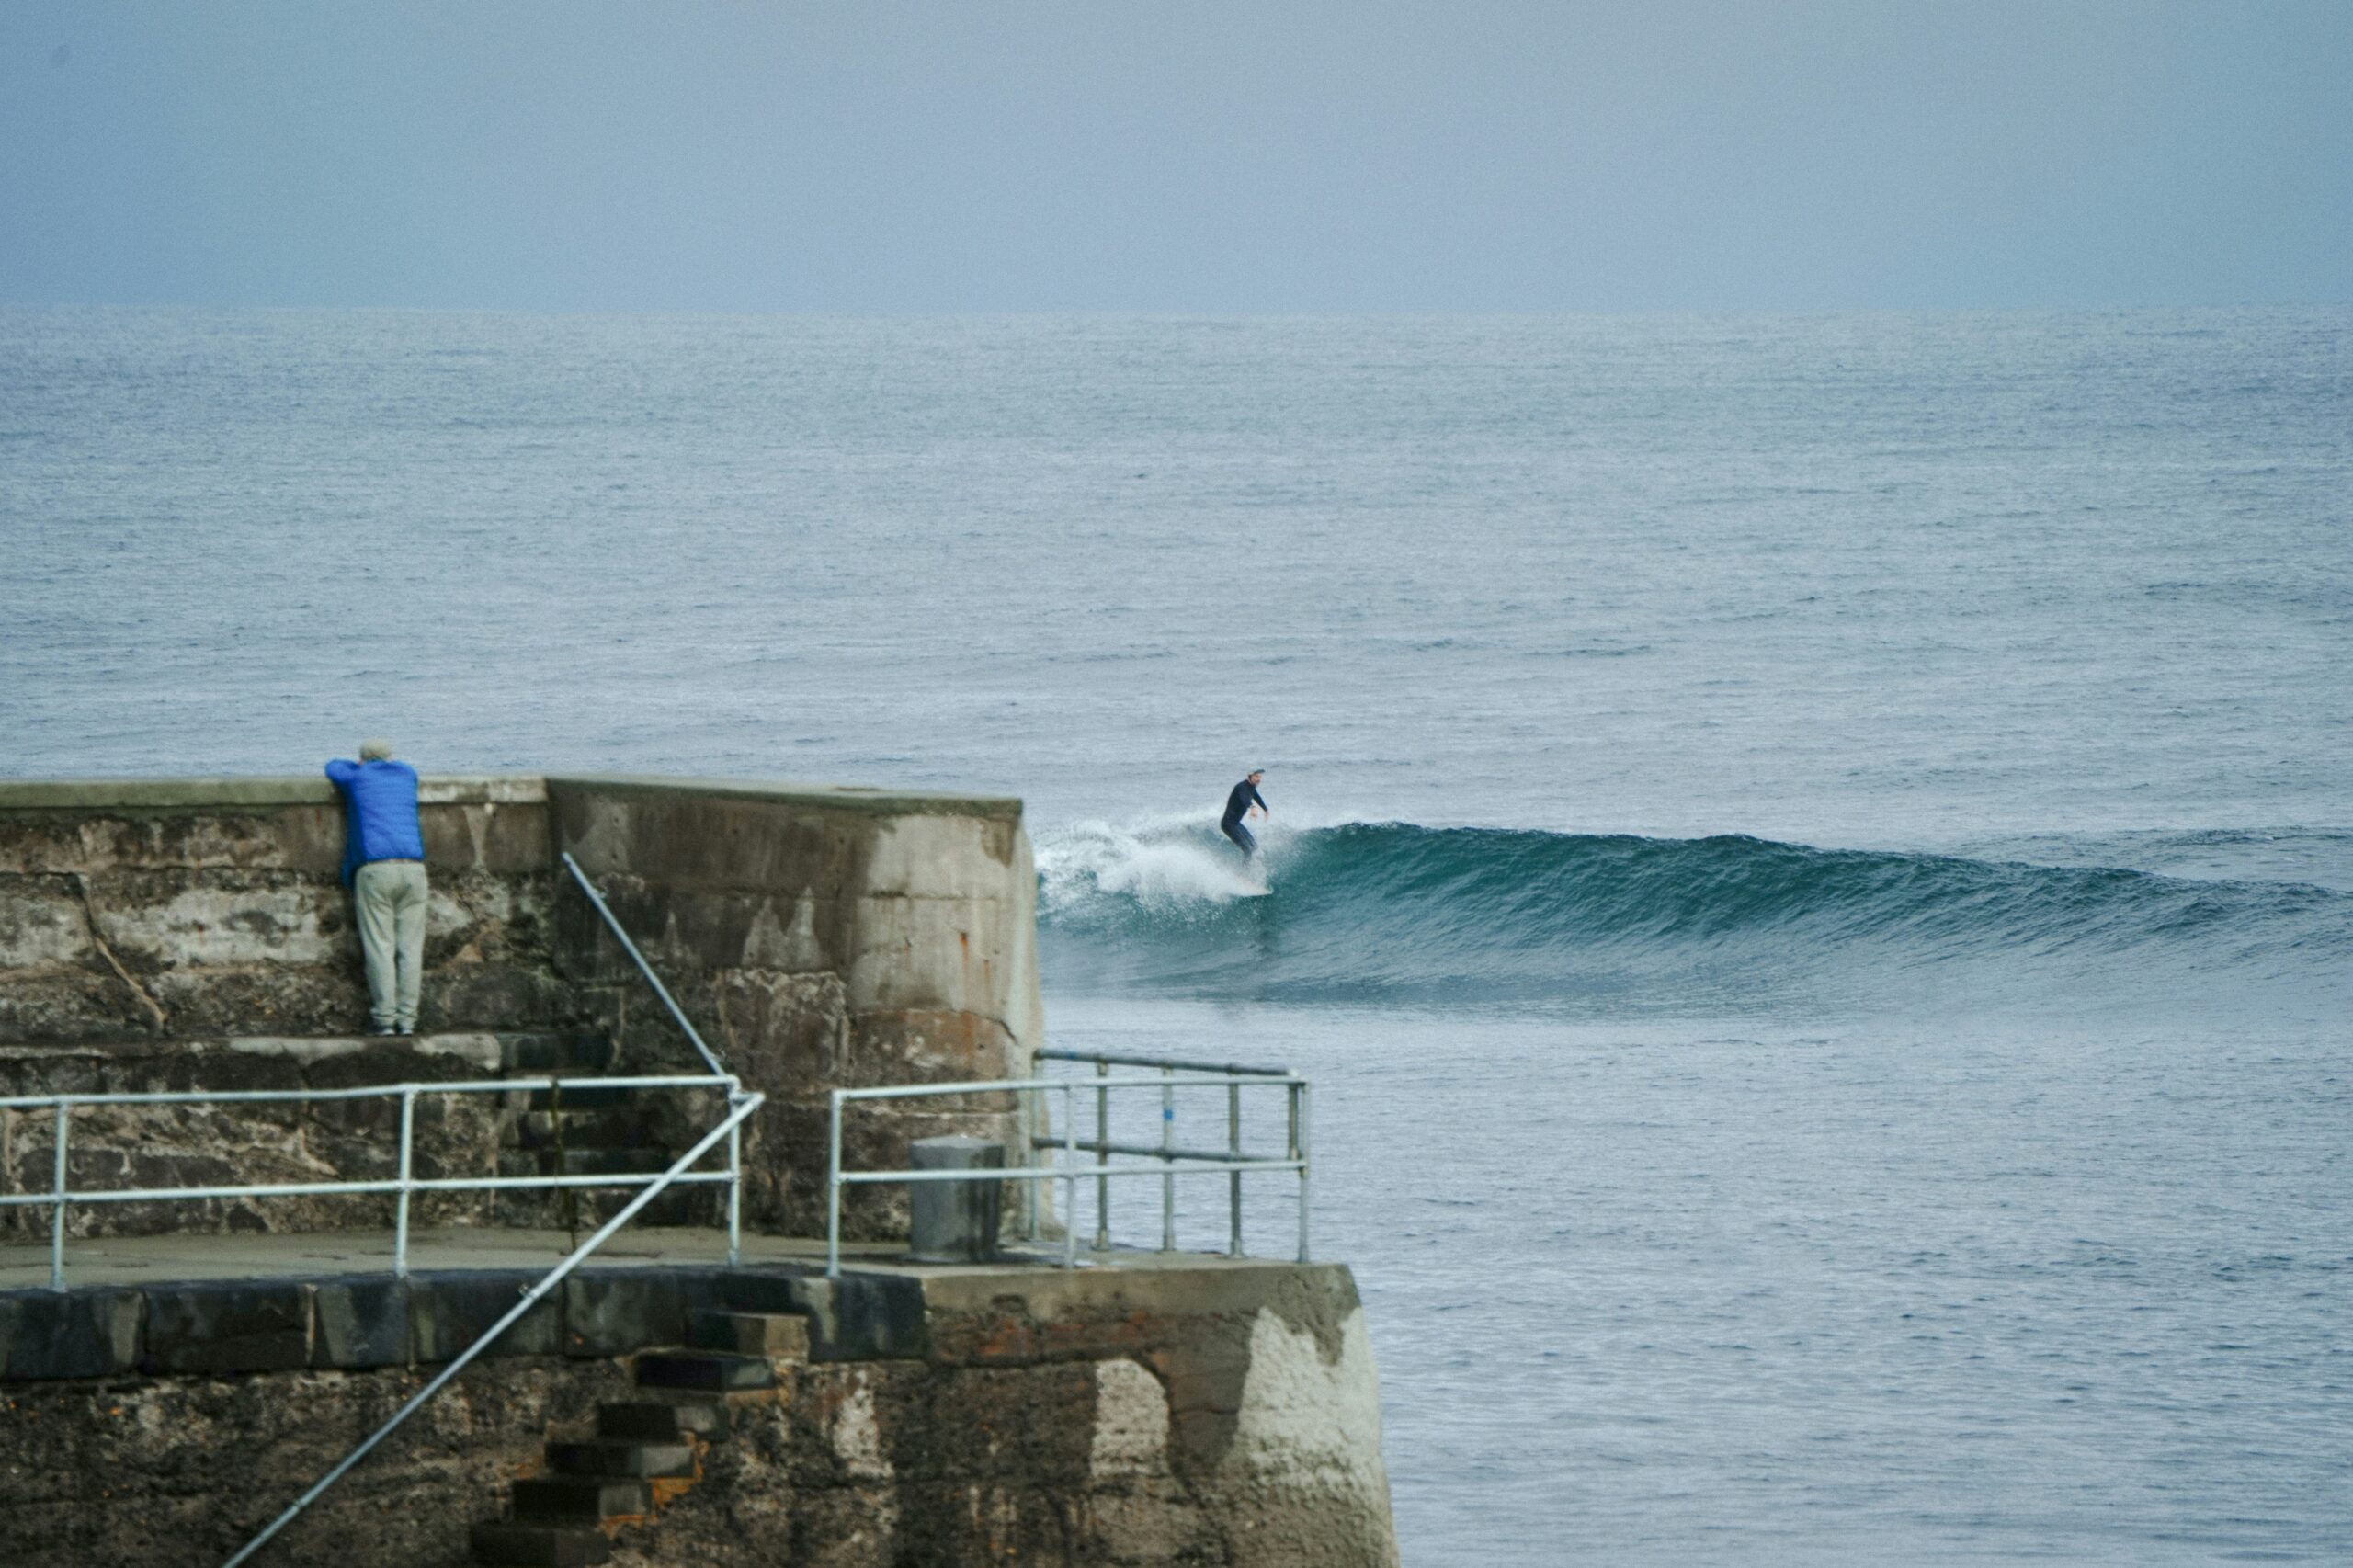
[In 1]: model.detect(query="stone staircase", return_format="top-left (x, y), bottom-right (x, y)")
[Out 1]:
top-left (493, 1030), bottom-right (714, 1231)
top-left (468, 1308), bottom-right (812, 1566)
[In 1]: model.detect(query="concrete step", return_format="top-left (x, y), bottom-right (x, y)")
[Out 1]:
top-left (688, 1309), bottom-right (811, 1362)
top-left (513, 1108), bottom-right (654, 1151)
top-left (510, 1475), bottom-right (652, 1523)
top-left (469, 1520), bottom-right (611, 1567)
top-left (504, 1187), bottom-right (714, 1231)
top-left (498, 1147), bottom-right (674, 1179)
top-left (526, 1084), bottom-right (636, 1111)
top-left (597, 1398), bottom-right (731, 1441)
top-left (635, 1348), bottom-right (778, 1392)
top-left (499, 1030), bottom-right (617, 1074)
top-left (545, 1436), bottom-right (697, 1479)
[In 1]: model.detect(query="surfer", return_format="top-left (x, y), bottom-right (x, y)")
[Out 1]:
top-left (1221, 769), bottom-right (1268, 861)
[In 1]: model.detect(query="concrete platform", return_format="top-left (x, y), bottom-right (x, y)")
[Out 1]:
top-left (0, 1224), bottom-right (1310, 1383)
top-left (0, 1224), bottom-right (1277, 1293)
top-left (2, 1225), bottom-right (820, 1292)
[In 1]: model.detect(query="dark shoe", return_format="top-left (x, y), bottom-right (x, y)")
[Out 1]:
top-left (366, 1021), bottom-right (397, 1037)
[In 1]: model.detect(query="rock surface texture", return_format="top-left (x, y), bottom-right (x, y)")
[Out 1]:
top-left (545, 777), bottom-right (1044, 1239)
top-left (0, 1259), bottom-right (1399, 1567)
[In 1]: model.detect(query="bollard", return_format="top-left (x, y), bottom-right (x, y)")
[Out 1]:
top-left (907, 1136), bottom-right (1006, 1263)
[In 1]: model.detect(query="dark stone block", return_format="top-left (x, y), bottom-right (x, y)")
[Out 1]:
top-left (545, 1436), bottom-right (695, 1478)
top-left (527, 1085), bottom-right (635, 1111)
top-left (802, 1269), bottom-right (927, 1362)
top-left (670, 1266), bottom-right (730, 1322)
top-left (511, 1475), bottom-right (653, 1522)
top-left (841, 1270), bottom-right (928, 1360)
top-left (0, 1286), bottom-right (143, 1381)
top-left (140, 1280), bottom-right (312, 1374)
top-left (514, 1107), bottom-right (651, 1150)
top-left (632, 1348), bottom-right (777, 1392)
top-left (561, 1269), bottom-right (683, 1358)
top-left (519, 1147), bottom-right (669, 1177)
top-left (501, 1031), bottom-right (615, 1073)
top-left (717, 1266), bottom-right (809, 1315)
top-left (470, 1519), bottom-right (612, 1567)
top-left (408, 1270), bottom-right (560, 1363)
top-left (311, 1275), bottom-right (410, 1369)
top-left (597, 1399), bottom-right (729, 1440)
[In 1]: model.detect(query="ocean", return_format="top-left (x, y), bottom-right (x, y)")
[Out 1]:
top-left (4, 305), bottom-right (2348, 1562)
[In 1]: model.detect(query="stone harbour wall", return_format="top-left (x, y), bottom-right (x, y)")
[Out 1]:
top-left (0, 1259), bottom-right (1398, 1568)
top-left (0, 776), bottom-right (562, 1045)
top-left (0, 778), bottom-right (563, 1240)
top-left (0, 1036), bottom-right (518, 1240)
top-left (0, 775), bottom-right (1047, 1244)
top-left (0, 777), bottom-right (1403, 1566)
top-left (548, 777), bottom-right (1045, 1239)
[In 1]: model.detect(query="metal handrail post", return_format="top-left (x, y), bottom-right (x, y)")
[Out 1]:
top-left (1160, 1067), bottom-right (1175, 1253)
top-left (222, 1092), bottom-right (764, 1568)
top-left (50, 1101), bottom-right (69, 1292)
top-left (1023, 1051), bottom-right (1042, 1243)
top-left (726, 1097), bottom-right (744, 1268)
top-left (560, 852), bottom-right (727, 1079)
top-left (825, 1089), bottom-right (844, 1279)
top-left (1094, 1060), bottom-right (1109, 1252)
top-left (1295, 1082), bottom-right (1312, 1265)
top-left (1062, 1081), bottom-right (1078, 1269)
top-left (1228, 1081), bottom-right (1244, 1257)
top-left (393, 1089), bottom-right (416, 1278)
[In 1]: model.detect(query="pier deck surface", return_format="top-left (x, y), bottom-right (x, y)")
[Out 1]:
top-left (0, 1225), bottom-right (1277, 1292)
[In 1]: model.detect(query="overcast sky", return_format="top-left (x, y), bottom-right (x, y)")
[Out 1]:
top-left (1, 1), bottom-right (2347, 312)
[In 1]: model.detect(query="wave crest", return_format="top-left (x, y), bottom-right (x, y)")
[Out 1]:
top-left (1036, 820), bottom-right (2352, 1010)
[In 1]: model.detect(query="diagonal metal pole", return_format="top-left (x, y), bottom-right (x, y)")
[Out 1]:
top-left (560, 852), bottom-right (727, 1078)
top-left (221, 1091), bottom-right (763, 1568)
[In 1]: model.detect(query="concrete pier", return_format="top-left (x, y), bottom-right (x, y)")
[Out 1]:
top-left (0, 775), bottom-right (1399, 1566)
top-left (2, 1238), bottom-right (1394, 1567)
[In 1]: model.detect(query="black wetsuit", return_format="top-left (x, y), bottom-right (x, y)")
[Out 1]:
top-left (1221, 778), bottom-right (1267, 858)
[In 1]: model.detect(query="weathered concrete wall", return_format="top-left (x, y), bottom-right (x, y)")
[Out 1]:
top-left (0, 777), bottom-right (561, 1044)
top-left (0, 1036), bottom-right (517, 1239)
top-left (547, 778), bottom-right (1045, 1238)
top-left (0, 778), bottom-right (567, 1240)
top-left (3, 1356), bottom-right (634, 1566)
top-left (0, 1259), bottom-right (1398, 1568)
top-left (0, 775), bottom-right (1048, 1243)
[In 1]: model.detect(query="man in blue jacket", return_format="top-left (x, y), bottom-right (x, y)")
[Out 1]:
top-left (325, 740), bottom-right (427, 1036)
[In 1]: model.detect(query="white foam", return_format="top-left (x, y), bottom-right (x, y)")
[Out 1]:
top-left (1038, 814), bottom-right (1276, 912)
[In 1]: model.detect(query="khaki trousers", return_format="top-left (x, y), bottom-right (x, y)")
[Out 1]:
top-left (354, 859), bottom-right (428, 1028)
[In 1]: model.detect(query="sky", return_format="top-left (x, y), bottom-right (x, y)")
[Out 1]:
top-left (0, 1), bottom-right (2347, 313)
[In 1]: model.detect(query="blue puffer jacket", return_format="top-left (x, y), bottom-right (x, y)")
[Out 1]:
top-left (324, 758), bottom-right (426, 885)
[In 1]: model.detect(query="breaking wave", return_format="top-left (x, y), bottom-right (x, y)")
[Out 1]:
top-left (1036, 819), bottom-right (2353, 1012)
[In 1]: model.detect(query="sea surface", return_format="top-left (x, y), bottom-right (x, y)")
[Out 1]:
top-left (5, 306), bottom-right (2349, 1562)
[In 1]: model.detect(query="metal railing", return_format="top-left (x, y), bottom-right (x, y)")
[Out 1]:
top-left (824, 1049), bottom-right (1309, 1278)
top-left (0, 1074), bottom-right (749, 1290)
top-left (0, 855), bottom-right (754, 1563)
top-left (1034, 1048), bottom-right (1308, 1261)
top-left (221, 1086), bottom-right (765, 1568)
